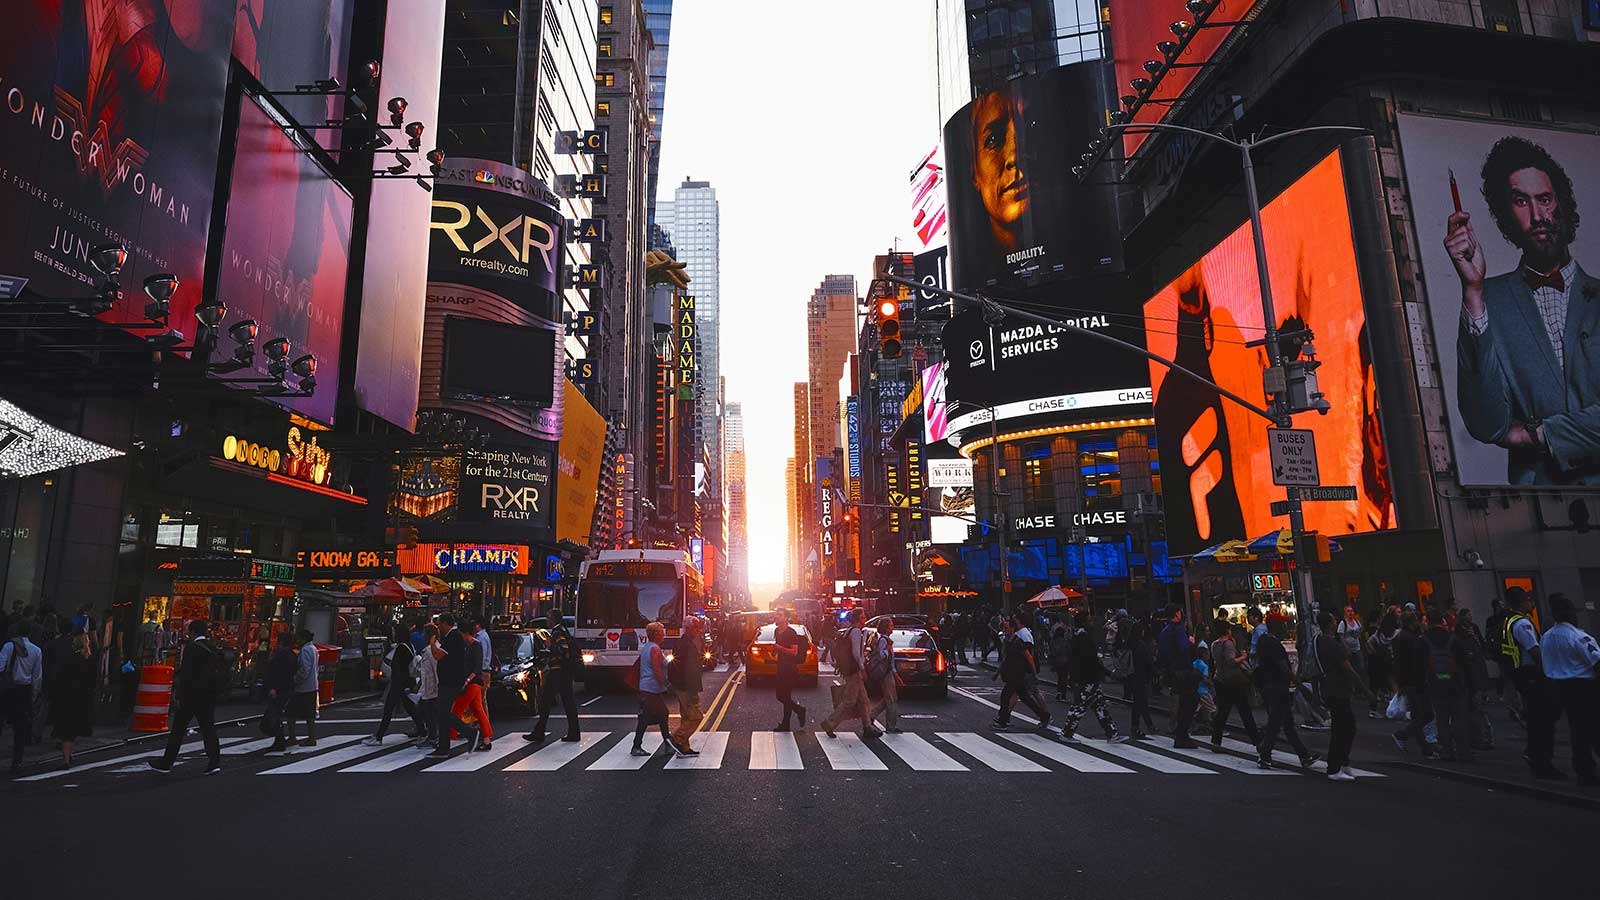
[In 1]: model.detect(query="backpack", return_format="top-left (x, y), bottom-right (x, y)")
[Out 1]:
top-left (1426, 633), bottom-right (1458, 684)
top-left (407, 644), bottom-right (424, 682)
top-left (831, 627), bottom-right (860, 676)
top-left (196, 642), bottom-right (231, 699)
top-left (865, 634), bottom-right (892, 682)
top-left (667, 640), bottom-right (687, 689)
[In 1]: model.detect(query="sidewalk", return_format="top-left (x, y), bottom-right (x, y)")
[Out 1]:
top-left (966, 656), bottom-right (1599, 809)
top-left (9, 688), bottom-right (379, 771)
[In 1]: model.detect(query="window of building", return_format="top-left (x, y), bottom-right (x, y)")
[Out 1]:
top-left (596, 71), bottom-right (615, 88)
top-left (1022, 443), bottom-right (1052, 514)
top-left (598, 40), bottom-right (613, 58)
top-left (596, 100), bottom-right (611, 117)
top-left (599, 7), bottom-right (614, 26)
top-left (1078, 440), bottom-right (1121, 513)
top-left (155, 509), bottom-right (200, 548)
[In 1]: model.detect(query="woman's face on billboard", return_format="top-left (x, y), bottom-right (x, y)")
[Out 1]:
top-left (972, 92), bottom-right (1030, 240)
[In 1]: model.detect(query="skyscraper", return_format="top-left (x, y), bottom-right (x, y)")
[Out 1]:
top-left (931, 0), bottom-right (1108, 123)
top-left (725, 401), bottom-right (748, 599)
top-left (791, 382), bottom-right (811, 588)
top-left (658, 179), bottom-right (722, 537)
top-left (808, 275), bottom-right (858, 464)
top-left (642, 0), bottom-right (673, 221)
top-left (784, 456), bottom-right (797, 589)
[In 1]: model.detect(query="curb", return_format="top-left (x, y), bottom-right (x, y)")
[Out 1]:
top-left (16, 691), bottom-right (383, 772)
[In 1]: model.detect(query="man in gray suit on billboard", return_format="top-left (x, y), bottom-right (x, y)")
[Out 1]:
top-left (1449, 136), bottom-right (1600, 484)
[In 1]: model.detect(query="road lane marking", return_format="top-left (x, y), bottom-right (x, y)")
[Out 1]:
top-left (937, 732), bottom-right (1049, 772)
top-left (817, 732), bottom-right (887, 770)
top-left (949, 684), bottom-right (1042, 726)
top-left (1090, 739), bottom-right (1215, 774)
top-left (261, 737), bottom-right (405, 774)
top-left (18, 736), bottom-right (251, 782)
top-left (1162, 742), bottom-right (1296, 775)
top-left (422, 737), bottom-right (537, 772)
top-left (1217, 737), bottom-right (1383, 777)
top-left (222, 737), bottom-right (293, 755)
top-left (340, 742), bottom-right (463, 772)
top-left (880, 732), bottom-right (967, 771)
top-left (707, 672), bottom-right (742, 732)
top-left (588, 732), bottom-right (662, 770)
top-left (997, 733), bottom-right (1135, 773)
top-left (581, 696), bottom-right (602, 707)
top-left (665, 731), bottom-right (730, 769)
top-left (506, 733), bottom-right (610, 771)
top-left (749, 732), bottom-right (803, 770)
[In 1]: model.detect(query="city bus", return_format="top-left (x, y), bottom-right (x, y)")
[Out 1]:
top-left (575, 548), bottom-right (706, 688)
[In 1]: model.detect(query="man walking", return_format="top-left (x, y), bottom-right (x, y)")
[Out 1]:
top-left (1, 623), bottom-right (43, 777)
top-left (1158, 606), bottom-right (1199, 748)
top-left (1059, 611), bottom-right (1119, 743)
top-left (771, 609), bottom-right (806, 731)
top-left (1503, 587), bottom-right (1560, 777)
top-left (429, 613), bottom-right (482, 758)
top-left (670, 616), bottom-right (706, 753)
top-left (525, 608), bottom-right (581, 743)
top-left (264, 632), bottom-right (296, 753)
top-left (1423, 607), bottom-right (1474, 762)
top-left (366, 623), bottom-right (423, 746)
top-left (148, 620), bottom-right (223, 775)
top-left (1541, 593), bottom-right (1600, 785)
top-left (286, 629), bottom-right (320, 747)
top-left (1209, 614), bottom-right (1260, 749)
top-left (993, 613), bottom-right (1052, 732)
top-left (1390, 611), bottom-right (1437, 758)
top-left (821, 609), bottom-right (881, 740)
top-left (1254, 618), bottom-right (1319, 771)
top-left (867, 617), bottom-right (900, 735)
top-left (1315, 610), bottom-right (1374, 781)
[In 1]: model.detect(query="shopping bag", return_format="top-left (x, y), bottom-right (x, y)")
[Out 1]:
top-left (1385, 692), bottom-right (1409, 720)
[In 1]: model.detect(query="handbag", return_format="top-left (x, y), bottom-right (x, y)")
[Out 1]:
top-left (1385, 691), bottom-right (1410, 720)
top-left (259, 698), bottom-right (282, 736)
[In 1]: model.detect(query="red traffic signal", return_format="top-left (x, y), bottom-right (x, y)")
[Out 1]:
top-left (878, 293), bottom-right (902, 359)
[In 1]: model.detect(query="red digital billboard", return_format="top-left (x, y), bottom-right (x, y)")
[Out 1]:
top-left (0, 1), bottom-right (235, 337)
top-left (213, 94), bottom-right (351, 424)
top-left (1144, 150), bottom-right (1395, 554)
top-left (1111, 0), bottom-right (1255, 156)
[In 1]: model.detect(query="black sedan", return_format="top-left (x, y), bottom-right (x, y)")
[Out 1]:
top-left (487, 628), bottom-right (551, 713)
top-left (883, 628), bottom-right (950, 698)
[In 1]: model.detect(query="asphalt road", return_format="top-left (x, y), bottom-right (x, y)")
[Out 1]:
top-left (3, 659), bottom-right (1587, 898)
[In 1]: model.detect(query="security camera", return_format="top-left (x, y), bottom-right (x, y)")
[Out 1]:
top-left (1463, 549), bottom-right (1485, 570)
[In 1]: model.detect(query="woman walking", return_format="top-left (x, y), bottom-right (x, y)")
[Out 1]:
top-left (1127, 621), bottom-right (1157, 738)
top-left (633, 621), bottom-right (687, 757)
top-left (415, 624), bottom-right (440, 747)
top-left (49, 634), bottom-right (96, 769)
top-left (367, 623), bottom-right (424, 745)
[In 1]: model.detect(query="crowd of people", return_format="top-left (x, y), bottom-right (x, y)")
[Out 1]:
top-left (1, 604), bottom-right (107, 777)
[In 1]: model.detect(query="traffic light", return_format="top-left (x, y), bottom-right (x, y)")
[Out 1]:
top-left (877, 294), bottom-right (902, 359)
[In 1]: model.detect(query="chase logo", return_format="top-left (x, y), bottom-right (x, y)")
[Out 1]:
top-left (474, 170), bottom-right (497, 185)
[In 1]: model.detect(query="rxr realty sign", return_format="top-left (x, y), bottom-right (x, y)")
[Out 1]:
top-left (460, 446), bottom-right (554, 530)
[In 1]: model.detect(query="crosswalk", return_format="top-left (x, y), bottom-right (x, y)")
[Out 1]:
top-left (29, 729), bottom-right (1387, 781)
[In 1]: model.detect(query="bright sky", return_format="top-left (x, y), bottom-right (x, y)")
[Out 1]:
top-left (656, 1), bottom-right (939, 600)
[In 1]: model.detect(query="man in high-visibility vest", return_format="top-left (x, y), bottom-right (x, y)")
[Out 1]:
top-left (1503, 588), bottom-right (1561, 779)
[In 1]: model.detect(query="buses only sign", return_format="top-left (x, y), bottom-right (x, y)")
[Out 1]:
top-left (1267, 428), bottom-right (1320, 486)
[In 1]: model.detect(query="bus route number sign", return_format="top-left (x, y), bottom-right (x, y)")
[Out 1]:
top-left (589, 561), bottom-right (675, 578)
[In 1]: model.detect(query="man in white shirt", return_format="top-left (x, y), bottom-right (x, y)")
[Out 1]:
top-left (1540, 593), bottom-right (1600, 786)
top-left (2, 623), bottom-right (44, 776)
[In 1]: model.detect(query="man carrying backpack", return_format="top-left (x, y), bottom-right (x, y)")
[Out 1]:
top-left (821, 609), bottom-right (880, 740)
top-left (148, 620), bottom-right (224, 775)
top-left (669, 616), bottom-right (705, 753)
top-left (866, 618), bottom-right (900, 734)
top-left (993, 612), bottom-right (1052, 732)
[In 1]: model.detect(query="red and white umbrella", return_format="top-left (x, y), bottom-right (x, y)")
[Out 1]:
top-left (1022, 585), bottom-right (1086, 608)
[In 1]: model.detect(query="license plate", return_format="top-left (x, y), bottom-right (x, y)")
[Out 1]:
top-left (897, 660), bottom-right (920, 671)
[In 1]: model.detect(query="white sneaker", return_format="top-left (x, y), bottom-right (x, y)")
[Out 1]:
top-left (1328, 770), bottom-right (1357, 782)
top-left (361, 736), bottom-right (384, 746)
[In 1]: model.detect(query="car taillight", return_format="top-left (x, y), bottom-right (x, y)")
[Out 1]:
top-left (934, 652), bottom-right (946, 673)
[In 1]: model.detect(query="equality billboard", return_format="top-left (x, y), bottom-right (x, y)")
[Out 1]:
top-left (1397, 114), bottom-right (1600, 486)
top-left (353, 0), bottom-right (446, 431)
top-left (213, 94), bottom-right (351, 425)
top-left (943, 61), bottom-right (1122, 291)
top-left (1143, 150), bottom-right (1395, 555)
top-left (1110, 1), bottom-right (1257, 156)
top-left (0, 2), bottom-right (234, 336)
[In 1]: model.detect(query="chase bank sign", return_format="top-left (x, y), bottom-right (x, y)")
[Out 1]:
top-left (433, 545), bottom-right (521, 573)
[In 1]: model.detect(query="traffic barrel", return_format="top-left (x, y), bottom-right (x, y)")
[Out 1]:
top-left (131, 665), bottom-right (173, 732)
top-left (316, 644), bottom-right (339, 705)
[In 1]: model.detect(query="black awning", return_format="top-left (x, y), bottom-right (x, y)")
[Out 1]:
top-left (157, 456), bottom-right (368, 520)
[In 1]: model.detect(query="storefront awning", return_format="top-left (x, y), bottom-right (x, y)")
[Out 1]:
top-left (159, 456), bottom-right (367, 519)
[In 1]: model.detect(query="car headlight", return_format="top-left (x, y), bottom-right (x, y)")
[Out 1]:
top-left (513, 670), bottom-right (529, 684)
top-left (581, 652), bottom-right (595, 664)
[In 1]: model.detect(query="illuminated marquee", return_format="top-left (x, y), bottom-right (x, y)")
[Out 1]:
top-left (433, 545), bottom-right (522, 572)
top-left (677, 295), bottom-right (697, 398)
top-left (221, 426), bottom-right (331, 486)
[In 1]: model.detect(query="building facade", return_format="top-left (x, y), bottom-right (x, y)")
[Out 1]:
top-left (725, 401), bottom-right (749, 600)
top-left (807, 275), bottom-right (859, 464)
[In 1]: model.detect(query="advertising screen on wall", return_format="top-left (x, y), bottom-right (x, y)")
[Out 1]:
top-left (556, 379), bottom-right (606, 545)
top-left (214, 94), bottom-right (351, 425)
top-left (1397, 114), bottom-right (1600, 487)
top-left (442, 317), bottom-right (557, 407)
top-left (458, 444), bottom-right (554, 533)
top-left (354, 0), bottom-right (445, 430)
top-left (909, 144), bottom-right (948, 251)
top-left (429, 160), bottom-right (564, 320)
top-left (231, 0), bottom-right (353, 143)
top-left (943, 61), bottom-right (1123, 291)
top-left (1110, 1), bottom-right (1257, 156)
top-left (1143, 150), bottom-right (1394, 555)
top-left (0, 2), bottom-right (234, 339)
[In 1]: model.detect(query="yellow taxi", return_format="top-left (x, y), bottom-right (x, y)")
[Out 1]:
top-left (744, 623), bottom-right (819, 686)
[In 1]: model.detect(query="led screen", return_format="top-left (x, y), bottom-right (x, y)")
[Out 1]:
top-left (442, 317), bottom-right (557, 407)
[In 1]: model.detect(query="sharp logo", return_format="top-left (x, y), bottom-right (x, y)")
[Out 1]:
top-left (431, 200), bottom-right (557, 273)
top-left (481, 484), bottom-right (541, 520)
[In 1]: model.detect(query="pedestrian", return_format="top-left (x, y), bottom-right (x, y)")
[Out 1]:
top-left (1193, 643), bottom-right (1216, 734)
top-left (416, 623), bottom-right (441, 746)
top-left (1246, 607), bottom-right (1267, 665)
top-left (525, 608), bottom-right (582, 743)
top-left (428, 613), bottom-right (482, 758)
top-left (1484, 597), bottom-right (1515, 709)
top-left (1390, 610), bottom-right (1438, 758)
top-left (1127, 620), bottom-right (1156, 738)
top-left (1502, 587), bottom-right (1560, 778)
top-left (366, 623), bottom-right (424, 746)
top-left (285, 628), bottom-right (320, 747)
top-left (1253, 617), bottom-right (1319, 771)
top-left (822, 609), bottom-right (882, 740)
top-left (264, 632), bottom-right (296, 752)
top-left (148, 620), bottom-right (223, 775)
top-left (1315, 610), bottom-right (1375, 781)
top-left (1367, 611), bottom-right (1398, 718)
top-left (633, 621), bottom-right (687, 757)
top-left (1337, 605), bottom-right (1368, 710)
top-left (453, 619), bottom-right (494, 751)
top-left (992, 612), bottom-right (1052, 733)
top-left (1048, 622), bottom-right (1072, 702)
top-left (669, 616), bottom-right (706, 753)
top-left (48, 633), bottom-right (96, 769)
top-left (1423, 606), bottom-right (1474, 762)
top-left (1, 623), bottom-right (42, 777)
top-left (951, 611), bottom-right (970, 665)
top-left (770, 608), bottom-right (807, 731)
top-left (1454, 607), bottom-right (1494, 751)
top-left (1059, 611), bottom-right (1120, 742)
top-left (866, 617), bottom-right (900, 734)
top-left (1158, 605), bottom-right (1200, 748)
top-left (1540, 593), bottom-right (1600, 786)
top-left (1209, 614), bottom-right (1260, 749)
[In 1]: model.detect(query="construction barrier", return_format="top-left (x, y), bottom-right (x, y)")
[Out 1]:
top-left (131, 665), bottom-right (173, 733)
top-left (316, 644), bottom-right (339, 705)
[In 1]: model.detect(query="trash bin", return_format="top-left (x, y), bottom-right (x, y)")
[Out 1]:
top-left (316, 644), bottom-right (339, 705)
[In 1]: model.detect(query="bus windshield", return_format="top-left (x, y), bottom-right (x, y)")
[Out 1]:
top-left (579, 575), bottom-right (682, 629)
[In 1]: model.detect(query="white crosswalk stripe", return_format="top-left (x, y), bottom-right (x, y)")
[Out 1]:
top-left (1163, 742), bottom-right (1296, 776)
top-left (1090, 739), bottom-right (1216, 774)
top-left (817, 732), bottom-right (887, 770)
top-left (506, 733), bottom-right (610, 771)
top-left (17, 736), bottom-right (251, 782)
top-left (341, 741), bottom-right (463, 772)
top-left (997, 733), bottom-right (1134, 773)
top-left (749, 731), bottom-right (803, 770)
top-left (423, 738), bottom-right (535, 772)
top-left (665, 731), bottom-right (730, 769)
top-left (261, 736), bottom-right (403, 775)
top-left (589, 732), bottom-right (663, 770)
top-left (1216, 737), bottom-right (1384, 777)
top-left (880, 733), bottom-right (967, 771)
top-left (938, 732), bottom-right (1049, 772)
